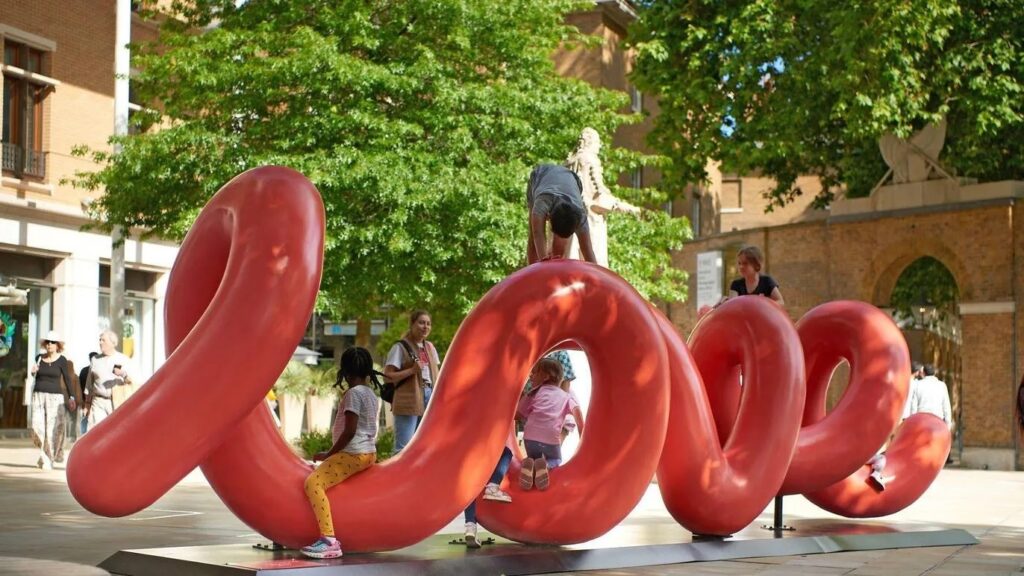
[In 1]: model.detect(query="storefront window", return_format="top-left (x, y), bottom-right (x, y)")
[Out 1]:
top-left (98, 294), bottom-right (154, 379)
top-left (0, 284), bottom-right (51, 428)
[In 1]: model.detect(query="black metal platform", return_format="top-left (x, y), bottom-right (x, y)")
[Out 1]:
top-left (99, 518), bottom-right (978, 576)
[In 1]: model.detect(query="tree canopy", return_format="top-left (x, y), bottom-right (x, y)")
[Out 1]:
top-left (629, 0), bottom-right (1024, 208)
top-left (890, 256), bottom-right (959, 326)
top-left (74, 0), bottom-right (690, 345)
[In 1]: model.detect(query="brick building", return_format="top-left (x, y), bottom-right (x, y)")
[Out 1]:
top-left (675, 175), bottom-right (1024, 470)
top-left (0, 1), bottom-right (175, 428)
top-left (557, 0), bottom-right (658, 191)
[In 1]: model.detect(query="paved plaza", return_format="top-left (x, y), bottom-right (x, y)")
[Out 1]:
top-left (1, 437), bottom-right (1023, 575)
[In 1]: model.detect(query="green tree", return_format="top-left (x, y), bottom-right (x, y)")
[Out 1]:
top-left (890, 256), bottom-right (959, 325)
top-left (629, 0), bottom-right (1024, 209)
top-left (74, 0), bottom-right (689, 344)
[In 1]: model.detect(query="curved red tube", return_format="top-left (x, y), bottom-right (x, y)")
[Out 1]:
top-left (805, 413), bottom-right (951, 516)
top-left (656, 297), bottom-right (806, 536)
top-left (66, 166), bottom-right (325, 517)
top-left (209, 261), bottom-right (672, 550)
top-left (67, 167), bottom-right (951, 550)
top-left (474, 263), bottom-right (671, 545)
top-left (781, 301), bottom-right (912, 495)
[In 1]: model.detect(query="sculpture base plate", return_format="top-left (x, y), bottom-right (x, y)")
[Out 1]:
top-left (98, 519), bottom-right (977, 576)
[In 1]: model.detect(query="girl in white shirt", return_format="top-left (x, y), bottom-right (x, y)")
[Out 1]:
top-left (300, 347), bottom-right (381, 559)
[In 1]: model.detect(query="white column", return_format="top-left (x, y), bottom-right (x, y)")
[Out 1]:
top-left (53, 256), bottom-right (101, 369)
top-left (152, 272), bottom-right (169, 368)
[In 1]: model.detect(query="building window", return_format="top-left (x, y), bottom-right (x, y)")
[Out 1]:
top-left (691, 193), bottom-right (701, 238)
top-left (128, 80), bottom-right (144, 135)
top-left (630, 85), bottom-right (643, 113)
top-left (721, 177), bottom-right (743, 212)
top-left (2, 40), bottom-right (53, 179)
top-left (630, 167), bottom-right (643, 189)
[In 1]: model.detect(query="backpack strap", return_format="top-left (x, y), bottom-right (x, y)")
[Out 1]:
top-left (393, 340), bottom-right (419, 390)
top-left (397, 339), bottom-right (418, 363)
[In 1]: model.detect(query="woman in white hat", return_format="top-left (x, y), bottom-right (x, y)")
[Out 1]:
top-left (29, 330), bottom-right (81, 470)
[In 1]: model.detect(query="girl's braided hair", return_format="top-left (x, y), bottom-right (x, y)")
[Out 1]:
top-left (336, 346), bottom-right (385, 390)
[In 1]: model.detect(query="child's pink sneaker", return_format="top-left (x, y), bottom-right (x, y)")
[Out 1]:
top-left (301, 536), bottom-right (342, 559)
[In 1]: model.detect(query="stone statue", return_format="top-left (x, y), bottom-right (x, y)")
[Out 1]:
top-left (878, 119), bottom-right (952, 184)
top-left (564, 128), bottom-right (641, 266)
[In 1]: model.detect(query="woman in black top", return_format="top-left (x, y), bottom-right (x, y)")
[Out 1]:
top-left (29, 331), bottom-right (80, 470)
top-left (726, 245), bottom-right (785, 305)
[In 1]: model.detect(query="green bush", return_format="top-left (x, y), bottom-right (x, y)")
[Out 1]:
top-left (296, 426), bottom-right (395, 461)
top-left (307, 363), bottom-right (339, 396)
top-left (295, 429), bottom-right (333, 459)
top-left (376, 427), bottom-right (395, 461)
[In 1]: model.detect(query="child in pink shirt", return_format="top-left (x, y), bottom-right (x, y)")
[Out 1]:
top-left (516, 358), bottom-right (585, 490)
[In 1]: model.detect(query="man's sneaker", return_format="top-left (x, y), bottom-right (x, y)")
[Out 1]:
top-left (868, 470), bottom-right (887, 491)
top-left (464, 522), bottom-right (481, 549)
top-left (300, 536), bottom-right (343, 559)
top-left (482, 483), bottom-right (512, 503)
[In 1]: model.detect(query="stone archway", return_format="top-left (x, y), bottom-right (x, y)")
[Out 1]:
top-left (867, 239), bottom-right (972, 307)
top-left (884, 256), bottom-right (962, 463)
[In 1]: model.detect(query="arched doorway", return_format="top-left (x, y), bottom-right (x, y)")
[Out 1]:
top-left (888, 256), bottom-right (962, 462)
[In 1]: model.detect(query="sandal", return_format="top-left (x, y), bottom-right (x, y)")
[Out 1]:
top-left (519, 458), bottom-right (535, 490)
top-left (534, 457), bottom-right (550, 491)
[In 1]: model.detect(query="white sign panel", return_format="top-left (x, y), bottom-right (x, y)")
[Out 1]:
top-left (696, 251), bottom-right (723, 311)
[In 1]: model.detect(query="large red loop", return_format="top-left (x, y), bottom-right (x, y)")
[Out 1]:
top-left (67, 166), bottom-right (324, 517)
top-left (655, 297), bottom-right (806, 536)
top-left (782, 301), bottom-right (912, 495)
top-left (68, 168), bottom-right (950, 550)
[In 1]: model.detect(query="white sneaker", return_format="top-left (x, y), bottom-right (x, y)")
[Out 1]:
top-left (482, 483), bottom-right (512, 503)
top-left (464, 522), bottom-right (480, 548)
top-left (868, 454), bottom-right (887, 473)
top-left (869, 470), bottom-right (887, 491)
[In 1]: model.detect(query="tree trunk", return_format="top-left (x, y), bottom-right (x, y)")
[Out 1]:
top-left (355, 317), bottom-right (371, 348)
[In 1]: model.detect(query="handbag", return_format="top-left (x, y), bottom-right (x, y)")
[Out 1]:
top-left (111, 378), bottom-right (137, 409)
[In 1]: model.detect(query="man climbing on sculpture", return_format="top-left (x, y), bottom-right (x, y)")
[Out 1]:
top-left (526, 164), bottom-right (598, 264)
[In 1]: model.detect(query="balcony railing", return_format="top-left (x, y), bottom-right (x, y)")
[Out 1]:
top-left (1, 142), bottom-right (46, 179)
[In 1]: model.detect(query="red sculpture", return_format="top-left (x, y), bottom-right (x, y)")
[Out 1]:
top-left (67, 167), bottom-right (950, 551)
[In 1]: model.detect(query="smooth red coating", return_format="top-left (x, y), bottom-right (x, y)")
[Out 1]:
top-left (66, 166), bottom-right (325, 517)
top-left (782, 301), bottom-right (913, 495)
top-left (212, 260), bottom-right (672, 550)
top-left (67, 167), bottom-right (950, 549)
top-left (473, 262), bottom-right (671, 544)
top-left (804, 413), bottom-right (951, 516)
top-left (656, 297), bottom-right (806, 536)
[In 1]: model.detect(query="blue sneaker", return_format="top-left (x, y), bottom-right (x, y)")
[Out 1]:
top-left (301, 536), bottom-right (342, 559)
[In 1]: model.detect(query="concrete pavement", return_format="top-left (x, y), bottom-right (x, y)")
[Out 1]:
top-left (1, 437), bottom-right (1023, 575)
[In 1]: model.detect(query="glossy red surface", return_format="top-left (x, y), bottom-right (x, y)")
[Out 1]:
top-left (67, 168), bottom-right (949, 549)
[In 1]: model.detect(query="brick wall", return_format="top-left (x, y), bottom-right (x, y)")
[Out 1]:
top-left (2, 0), bottom-right (117, 209)
top-left (673, 202), bottom-right (1019, 463)
top-left (1015, 201), bottom-right (1024, 467)
top-left (556, 8), bottom-right (657, 189)
top-left (962, 313), bottom-right (1015, 447)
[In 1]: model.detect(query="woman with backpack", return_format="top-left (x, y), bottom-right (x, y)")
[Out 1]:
top-left (383, 310), bottom-right (440, 453)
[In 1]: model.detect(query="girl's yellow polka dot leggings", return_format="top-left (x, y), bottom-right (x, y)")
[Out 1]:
top-left (304, 452), bottom-right (376, 536)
